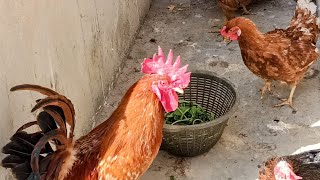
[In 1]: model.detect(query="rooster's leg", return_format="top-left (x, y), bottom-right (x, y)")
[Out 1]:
top-left (272, 84), bottom-right (297, 110)
top-left (241, 5), bottom-right (255, 15)
top-left (260, 80), bottom-right (272, 99)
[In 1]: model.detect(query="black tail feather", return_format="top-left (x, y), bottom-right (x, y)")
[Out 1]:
top-left (37, 111), bottom-right (58, 134)
top-left (13, 162), bottom-right (32, 180)
top-left (1, 84), bottom-right (75, 180)
top-left (2, 155), bottom-right (25, 168)
top-left (16, 121), bottom-right (38, 133)
top-left (2, 130), bottom-right (53, 180)
top-left (2, 141), bottom-right (32, 157)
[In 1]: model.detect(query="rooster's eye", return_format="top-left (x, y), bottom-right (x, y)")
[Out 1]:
top-left (159, 80), bottom-right (168, 86)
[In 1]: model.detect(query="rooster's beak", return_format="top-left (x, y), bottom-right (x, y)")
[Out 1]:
top-left (173, 87), bottom-right (184, 94)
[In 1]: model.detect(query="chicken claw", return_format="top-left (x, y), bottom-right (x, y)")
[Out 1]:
top-left (272, 84), bottom-right (297, 111)
top-left (260, 80), bottom-right (272, 99)
top-left (241, 5), bottom-right (255, 16)
top-left (273, 98), bottom-right (294, 109)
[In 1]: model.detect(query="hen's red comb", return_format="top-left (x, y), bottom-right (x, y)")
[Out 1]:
top-left (220, 26), bottom-right (228, 37)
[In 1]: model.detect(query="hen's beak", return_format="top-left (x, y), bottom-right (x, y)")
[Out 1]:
top-left (173, 87), bottom-right (184, 94)
top-left (222, 36), bottom-right (232, 46)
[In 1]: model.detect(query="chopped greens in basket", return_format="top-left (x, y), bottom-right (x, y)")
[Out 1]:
top-left (165, 100), bottom-right (215, 125)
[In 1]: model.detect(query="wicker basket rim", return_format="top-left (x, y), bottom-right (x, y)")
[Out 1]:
top-left (163, 70), bottom-right (240, 131)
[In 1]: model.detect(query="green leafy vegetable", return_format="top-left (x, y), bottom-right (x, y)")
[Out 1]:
top-left (165, 100), bottom-right (215, 125)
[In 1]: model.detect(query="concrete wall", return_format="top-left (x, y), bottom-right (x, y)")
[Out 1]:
top-left (0, 0), bottom-right (151, 178)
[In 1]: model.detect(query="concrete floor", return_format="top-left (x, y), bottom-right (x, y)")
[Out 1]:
top-left (94, 0), bottom-right (320, 179)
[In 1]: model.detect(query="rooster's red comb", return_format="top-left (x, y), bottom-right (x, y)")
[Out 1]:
top-left (141, 46), bottom-right (190, 88)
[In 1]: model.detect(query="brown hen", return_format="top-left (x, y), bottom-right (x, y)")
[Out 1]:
top-left (218, 0), bottom-right (253, 21)
top-left (220, 0), bottom-right (319, 109)
top-left (259, 149), bottom-right (320, 180)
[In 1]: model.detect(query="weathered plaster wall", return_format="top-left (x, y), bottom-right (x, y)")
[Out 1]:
top-left (0, 0), bottom-right (151, 178)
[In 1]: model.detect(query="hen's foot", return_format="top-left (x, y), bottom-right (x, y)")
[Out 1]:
top-left (273, 84), bottom-right (297, 111)
top-left (242, 10), bottom-right (256, 15)
top-left (241, 5), bottom-right (255, 15)
top-left (273, 98), bottom-right (296, 111)
top-left (260, 81), bottom-right (272, 99)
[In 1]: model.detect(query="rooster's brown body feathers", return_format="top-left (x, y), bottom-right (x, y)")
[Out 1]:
top-left (2, 74), bottom-right (166, 180)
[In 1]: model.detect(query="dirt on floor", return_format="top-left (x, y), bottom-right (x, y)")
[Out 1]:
top-left (93, 0), bottom-right (320, 179)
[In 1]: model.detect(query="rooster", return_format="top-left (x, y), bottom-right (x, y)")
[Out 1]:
top-left (218, 0), bottom-right (253, 21)
top-left (1, 47), bottom-right (191, 179)
top-left (220, 0), bottom-right (319, 109)
top-left (259, 149), bottom-right (320, 180)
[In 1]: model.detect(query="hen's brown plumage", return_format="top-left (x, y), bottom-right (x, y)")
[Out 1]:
top-left (222, 0), bottom-right (319, 108)
top-left (218, 0), bottom-right (253, 20)
top-left (259, 149), bottom-right (320, 180)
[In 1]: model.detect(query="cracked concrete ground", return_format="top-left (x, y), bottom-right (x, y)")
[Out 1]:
top-left (94, 0), bottom-right (320, 179)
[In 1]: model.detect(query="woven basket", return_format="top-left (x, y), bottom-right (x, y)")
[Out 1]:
top-left (161, 70), bottom-right (239, 157)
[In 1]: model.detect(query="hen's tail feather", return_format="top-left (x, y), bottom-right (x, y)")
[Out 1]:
top-left (289, 0), bottom-right (320, 43)
top-left (297, 0), bottom-right (317, 14)
top-left (1, 84), bottom-right (76, 180)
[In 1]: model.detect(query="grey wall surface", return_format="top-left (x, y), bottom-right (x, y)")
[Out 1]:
top-left (0, 0), bottom-right (151, 178)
